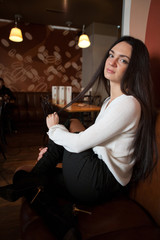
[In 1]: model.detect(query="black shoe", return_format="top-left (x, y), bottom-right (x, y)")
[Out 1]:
top-left (0, 183), bottom-right (44, 202)
top-left (13, 170), bottom-right (48, 189)
top-left (0, 169), bottom-right (48, 202)
top-left (0, 184), bottom-right (21, 202)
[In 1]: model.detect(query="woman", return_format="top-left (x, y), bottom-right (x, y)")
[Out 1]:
top-left (0, 36), bottom-right (158, 239)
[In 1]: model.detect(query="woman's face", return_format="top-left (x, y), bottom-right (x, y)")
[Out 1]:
top-left (104, 41), bottom-right (132, 84)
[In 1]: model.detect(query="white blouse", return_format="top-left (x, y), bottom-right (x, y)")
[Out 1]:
top-left (47, 94), bottom-right (141, 186)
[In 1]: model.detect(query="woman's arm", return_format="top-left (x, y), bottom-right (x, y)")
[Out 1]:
top-left (47, 96), bottom-right (141, 153)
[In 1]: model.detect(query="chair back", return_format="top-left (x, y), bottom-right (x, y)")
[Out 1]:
top-left (40, 95), bottom-right (57, 145)
top-left (40, 95), bottom-right (54, 117)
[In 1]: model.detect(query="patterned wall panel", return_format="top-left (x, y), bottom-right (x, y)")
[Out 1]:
top-left (0, 22), bottom-right (82, 93)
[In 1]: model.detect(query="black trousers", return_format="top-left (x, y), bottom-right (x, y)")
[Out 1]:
top-left (32, 139), bottom-right (125, 204)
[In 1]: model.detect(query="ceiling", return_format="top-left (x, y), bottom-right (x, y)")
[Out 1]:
top-left (0, 0), bottom-right (123, 30)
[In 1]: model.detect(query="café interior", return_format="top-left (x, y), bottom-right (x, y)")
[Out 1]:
top-left (0, 0), bottom-right (160, 239)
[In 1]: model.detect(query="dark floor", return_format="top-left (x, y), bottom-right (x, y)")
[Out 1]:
top-left (0, 125), bottom-right (45, 240)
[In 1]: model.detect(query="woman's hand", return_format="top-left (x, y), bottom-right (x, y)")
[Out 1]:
top-left (37, 147), bottom-right (48, 161)
top-left (46, 112), bottom-right (59, 129)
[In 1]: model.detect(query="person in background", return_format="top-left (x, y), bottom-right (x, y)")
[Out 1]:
top-left (0, 77), bottom-right (16, 133)
top-left (0, 36), bottom-right (158, 240)
top-left (0, 78), bottom-right (15, 102)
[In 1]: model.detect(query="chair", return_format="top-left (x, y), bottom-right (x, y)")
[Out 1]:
top-left (83, 94), bottom-right (101, 106)
top-left (40, 95), bottom-right (58, 145)
top-left (0, 103), bottom-right (7, 160)
top-left (82, 94), bottom-right (101, 127)
top-left (71, 93), bottom-right (101, 127)
top-left (0, 143), bottom-right (6, 161)
top-left (40, 95), bottom-right (55, 117)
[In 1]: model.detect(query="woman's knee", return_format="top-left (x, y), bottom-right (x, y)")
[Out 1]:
top-left (69, 118), bottom-right (85, 133)
top-left (15, 165), bottom-right (34, 173)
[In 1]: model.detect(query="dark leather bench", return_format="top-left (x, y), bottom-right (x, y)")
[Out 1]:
top-left (12, 92), bottom-right (70, 129)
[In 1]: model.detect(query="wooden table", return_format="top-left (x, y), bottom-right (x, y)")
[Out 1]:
top-left (52, 102), bottom-right (101, 126)
top-left (52, 102), bottom-right (101, 113)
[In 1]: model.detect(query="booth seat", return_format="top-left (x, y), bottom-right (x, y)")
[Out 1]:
top-left (12, 92), bottom-right (70, 129)
top-left (19, 112), bottom-right (160, 240)
top-left (12, 92), bottom-right (51, 126)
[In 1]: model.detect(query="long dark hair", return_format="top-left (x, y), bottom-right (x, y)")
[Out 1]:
top-left (60, 35), bottom-right (158, 182)
top-left (117, 36), bottom-right (158, 182)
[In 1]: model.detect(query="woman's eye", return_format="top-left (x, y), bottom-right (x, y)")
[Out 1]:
top-left (119, 58), bottom-right (128, 64)
top-left (109, 53), bottom-right (114, 58)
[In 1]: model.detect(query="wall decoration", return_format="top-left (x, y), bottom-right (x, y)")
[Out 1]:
top-left (0, 21), bottom-right (82, 93)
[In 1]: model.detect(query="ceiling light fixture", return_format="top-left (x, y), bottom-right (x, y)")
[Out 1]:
top-left (78, 25), bottom-right (90, 48)
top-left (9, 14), bottom-right (23, 42)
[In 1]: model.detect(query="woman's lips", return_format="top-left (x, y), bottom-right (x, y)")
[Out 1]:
top-left (106, 68), bottom-right (115, 74)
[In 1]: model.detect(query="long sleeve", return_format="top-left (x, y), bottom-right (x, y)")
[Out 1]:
top-left (47, 95), bottom-right (141, 153)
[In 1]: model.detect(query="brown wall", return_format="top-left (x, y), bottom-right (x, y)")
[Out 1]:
top-left (145, 0), bottom-right (160, 109)
top-left (0, 22), bottom-right (82, 93)
top-left (128, 0), bottom-right (160, 109)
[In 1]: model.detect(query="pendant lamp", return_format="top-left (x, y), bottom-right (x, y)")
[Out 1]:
top-left (78, 25), bottom-right (90, 48)
top-left (9, 14), bottom-right (23, 42)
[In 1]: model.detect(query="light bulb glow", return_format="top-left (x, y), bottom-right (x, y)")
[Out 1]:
top-left (9, 27), bottom-right (23, 42)
top-left (78, 34), bottom-right (90, 48)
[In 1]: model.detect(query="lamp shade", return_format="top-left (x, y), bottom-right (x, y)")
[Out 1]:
top-left (9, 27), bottom-right (23, 42)
top-left (78, 34), bottom-right (90, 48)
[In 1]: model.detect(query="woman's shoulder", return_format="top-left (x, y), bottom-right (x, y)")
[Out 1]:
top-left (105, 94), bottom-right (141, 116)
top-left (118, 94), bottom-right (141, 114)
top-left (103, 94), bottom-right (139, 103)
top-left (122, 94), bottom-right (140, 105)
top-left (102, 94), bottom-right (140, 109)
